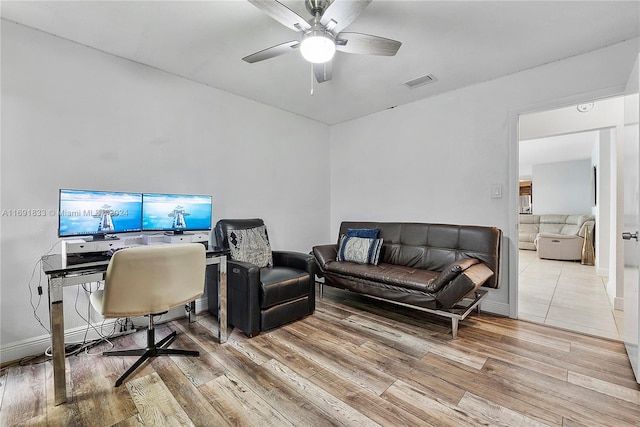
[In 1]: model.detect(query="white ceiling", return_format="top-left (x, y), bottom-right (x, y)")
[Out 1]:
top-left (518, 95), bottom-right (625, 172)
top-left (1, 1), bottom-right (639, 125)
top-left (520, 131), bottom-right (597, 171)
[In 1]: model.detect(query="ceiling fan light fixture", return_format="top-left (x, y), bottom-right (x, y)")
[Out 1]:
top-left (300, 30), bottom-right (336, 64)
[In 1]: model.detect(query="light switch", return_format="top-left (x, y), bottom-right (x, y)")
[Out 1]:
top-left (491, 183), bottom-right (502, 198)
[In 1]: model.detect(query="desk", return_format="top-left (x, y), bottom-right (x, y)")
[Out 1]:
top-left (41, 248), bottom-right (227, 406)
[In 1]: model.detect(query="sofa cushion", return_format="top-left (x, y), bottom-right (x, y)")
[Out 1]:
top-left (519, 214), bottom-right (540, 225)
top-left (227, 225), bottom-right (273, 268)
top-left (260, 266), bottom-right (309, 309)
top-left (426, 258), bottom-right (480, 293)
top-left (337, 236), bottom-right (383, 265)
top-left (518, 215), bottom-right (539, 242)
top-left (519, 230), bottom-right (539, 243)
top-left (324, 261), bottom-right (439, 292)
top-left (539, 214), bottom-right (592, 236)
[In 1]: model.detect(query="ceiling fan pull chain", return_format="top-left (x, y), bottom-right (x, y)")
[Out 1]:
top-left (310, 63), bottom-right (315, 96)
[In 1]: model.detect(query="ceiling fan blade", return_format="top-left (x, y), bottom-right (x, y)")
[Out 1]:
top-left (242, 41), bottom-right (300, 63)
top-left (335, 32), bottom-right (401, 56)
top-left (314, 61), bottom-right (333, 83)
top-left (248, 0), bottom-right (311, 33)
top-left (320, 0), bottom-right (372, 33)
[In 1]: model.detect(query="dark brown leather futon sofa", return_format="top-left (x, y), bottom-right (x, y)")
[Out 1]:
top-left (312, 221), bottom-right (501, 338)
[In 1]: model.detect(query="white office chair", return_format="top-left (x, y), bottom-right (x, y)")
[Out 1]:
top-left (90, 243), bottom-right (206, 387)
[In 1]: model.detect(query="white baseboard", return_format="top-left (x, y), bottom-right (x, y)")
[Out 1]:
top-left (1, 318), bottom-right (124, 365)
top-left (1, 297), bottom-right (210, 365)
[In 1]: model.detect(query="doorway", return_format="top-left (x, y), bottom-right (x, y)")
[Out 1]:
top-left (516, 96), bottom-right (624, 340)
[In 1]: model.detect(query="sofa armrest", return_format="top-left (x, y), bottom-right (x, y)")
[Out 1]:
top-left (436, 263), bottom-right (494, 309)
top-left (228, 259), bottom-right (261, 278)
top-left (312, 245), bottom-right (337, 271)
top-left (272, 250), bottom-right (316, 314)
top-left (579, 220), bottom-right (595, 238)
top-left (226, 259), bottom-right (261, 334)
top-left (272, 251), bottom-right (315, 275)
top-left (425, 258), bottom-right (480, 293)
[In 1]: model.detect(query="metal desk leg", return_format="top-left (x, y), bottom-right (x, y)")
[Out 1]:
top-left (218, 256), bottom-right (227, 344)
top-left (49, 277), bottom-right (67, 405)
top-left (188, 301), bottom-right (197, 323)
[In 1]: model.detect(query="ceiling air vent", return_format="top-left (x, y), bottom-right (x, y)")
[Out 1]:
top-left (403, 73), bottom-right (436, 89)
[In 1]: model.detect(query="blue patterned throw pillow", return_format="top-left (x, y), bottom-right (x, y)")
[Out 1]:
top-left (337, 235), bottom-right (383, 265)
top-left (346, 228), bottom-right (380, 239)
top-left (227, 225), bottom-right (273, 267)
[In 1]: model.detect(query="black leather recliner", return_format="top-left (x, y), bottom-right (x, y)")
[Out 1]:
top-left (213, 219), bottom-right (315, 337)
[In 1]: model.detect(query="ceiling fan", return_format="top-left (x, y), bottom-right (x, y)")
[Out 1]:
top-left (243, 0), bottom-right (402, 84)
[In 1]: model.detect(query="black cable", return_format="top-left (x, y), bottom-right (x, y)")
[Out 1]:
top-left (27, 259), bottom-right (48, 333)
top-left (27, 240), bottom-right (60, 334)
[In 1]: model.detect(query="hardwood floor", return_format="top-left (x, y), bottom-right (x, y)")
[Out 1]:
top-left (1, 284), bottom-right (639, 426)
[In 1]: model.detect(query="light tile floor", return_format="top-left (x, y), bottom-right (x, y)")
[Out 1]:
top-left (518, 249), bottom-right (622, 340)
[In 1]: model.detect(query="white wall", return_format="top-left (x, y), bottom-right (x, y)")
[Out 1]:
top-left (2, 19), bottom-right (638, 361)
top-left (330, 38), bottom-right (639, 315)
top-left (594, 130), bottom-right (612, 276)
top-left (0, 21), bottom-right (330, 361)
top-left (532, 159), bottom-right (593, 215)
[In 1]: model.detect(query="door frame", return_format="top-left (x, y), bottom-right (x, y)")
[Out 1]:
top-left (507, 85), bottom-right (627, 318)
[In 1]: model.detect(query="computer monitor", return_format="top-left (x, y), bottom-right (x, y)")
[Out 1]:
top-left (142, 193), bottom-right (212, 234)
top-left (58, 189), bottom-right (143, 240)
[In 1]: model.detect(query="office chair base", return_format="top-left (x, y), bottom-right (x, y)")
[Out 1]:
top-left (104, 330), bottom-right (200, 387)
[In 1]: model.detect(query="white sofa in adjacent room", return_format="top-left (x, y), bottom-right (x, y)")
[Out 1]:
top-left (518, 214), bottom-right (595, 261)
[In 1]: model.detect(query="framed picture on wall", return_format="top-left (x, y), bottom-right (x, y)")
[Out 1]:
top-left (591, 165), bottom-right (597, 206)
